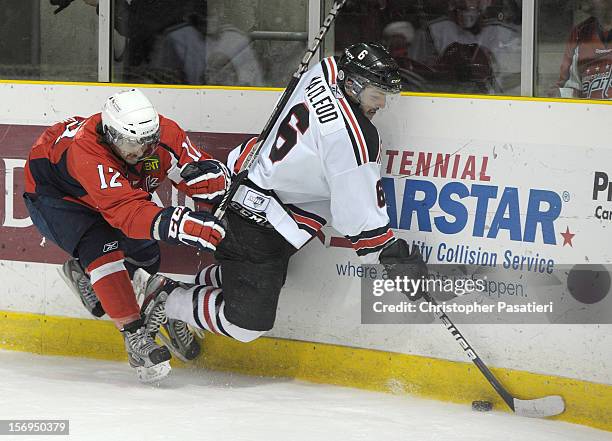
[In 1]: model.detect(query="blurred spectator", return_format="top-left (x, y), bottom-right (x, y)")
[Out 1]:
top-left (147, 12), bottom-right (209, 84)
top-left (76, 0), bottom-right (201, 83)
top-left (383, 21), bottom-right (415, 61)
top-left (334, 0), bottom-right (388, 55)
top-left (409, 0), bottom-right (521, 94)
top-left (553, 0), bottom-right (612, 99)
top-left (77, 0), bottom-right (262, 86)
top-left (113, 0), bottom-right (207, 84)
top-left (204, 15), bottom-right (262, 86)
top-left (382, 20), bottom-right (435, 91)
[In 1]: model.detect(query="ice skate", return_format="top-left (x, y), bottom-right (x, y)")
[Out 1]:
top-left (58, 258), bottom-right (105, 318)
top-left (141, 274), bottom-right (201, 362)
top-left (121, 318), bottom-right (171, 383)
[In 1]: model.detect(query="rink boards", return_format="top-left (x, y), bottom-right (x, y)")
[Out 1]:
top-left (0, 82), bottom-right (610, 430)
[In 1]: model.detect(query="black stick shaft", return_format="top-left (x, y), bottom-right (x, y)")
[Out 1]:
top-left (425, 293), bottom-right (516, 410)
top-left (214, 0), bottom-right (347, 219)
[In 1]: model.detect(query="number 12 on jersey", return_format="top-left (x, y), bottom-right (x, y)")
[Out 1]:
top-left (97, 164), bottom-right (123, 189)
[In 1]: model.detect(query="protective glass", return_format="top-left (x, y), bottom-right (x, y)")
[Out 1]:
top-left (107, 127), bottom-right (160, 164)
top-left (455, 0), bottom-right (481, 29)
top-left (359, 84), bottom-right (398, 109)
top-left (458, 8), bottom-right (480, 28)
top-left (354, 79), bottom-right (400, 119)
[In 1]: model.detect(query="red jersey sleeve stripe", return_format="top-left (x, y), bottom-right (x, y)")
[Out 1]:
top-left (234, 137), bottom-right (258, 173)
top-left (352, 229), bottom-right (394, 251)
top-left (292, 212), bottom-right (324, 231)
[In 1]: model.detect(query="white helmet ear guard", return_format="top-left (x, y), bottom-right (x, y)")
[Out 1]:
top-left (101, 88), bottom-right (160, 161)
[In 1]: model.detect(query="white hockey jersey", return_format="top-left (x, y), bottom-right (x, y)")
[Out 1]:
top-left (227, 56), bottom-right (395, 263)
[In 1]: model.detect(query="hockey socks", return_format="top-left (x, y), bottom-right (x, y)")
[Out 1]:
top-left (195, 264), bottom-right (222, 287)
top-left (87, 251), bottom-right (140, 327)
top-left (165, 284), bottom-right (264, 343)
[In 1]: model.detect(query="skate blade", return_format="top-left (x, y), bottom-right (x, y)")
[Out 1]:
top-left (135, 360), bottom-right (171, 384)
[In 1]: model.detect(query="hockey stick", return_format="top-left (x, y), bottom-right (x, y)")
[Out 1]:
top-left (214, 0), bottom-right (348, 220)
top-left (424, 292), bottom-right (565, 417)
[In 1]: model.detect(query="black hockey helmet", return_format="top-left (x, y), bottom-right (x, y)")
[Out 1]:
top-left (337, 42), bottom-right (401, 94)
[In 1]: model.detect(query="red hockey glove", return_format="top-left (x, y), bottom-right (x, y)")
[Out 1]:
top-left (152, 206), bottom-right (225, 252)
top-left (180, 159), bottom-right (231, 204)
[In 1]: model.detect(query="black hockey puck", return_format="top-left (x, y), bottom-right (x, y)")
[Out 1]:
top-left (472, 400), bottom-right (493, 412)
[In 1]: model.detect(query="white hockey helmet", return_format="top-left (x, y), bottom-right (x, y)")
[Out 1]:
top-left (101, 88), bottom-right (160, 164)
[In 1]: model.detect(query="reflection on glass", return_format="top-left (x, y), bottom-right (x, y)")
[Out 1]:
top-left (0, 1), bottom-right (97, 82)
top-left (333, 0), bottom-right (522, 96)
top-left (538, 0), bottom-right (612, 99)
top-left (111, 0), bottom-right (306, 87)
top-left (110, 0), bottom-right (207, 84)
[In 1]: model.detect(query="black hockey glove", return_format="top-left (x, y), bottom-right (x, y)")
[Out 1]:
top-left (180, 159), bottom-right (231, 204)
top-left (50, 0), bottom-right (75, 14)
top-left (152, 206), bottom-right (225, 253)
top-left (379, 238), bottom-right (429, 301)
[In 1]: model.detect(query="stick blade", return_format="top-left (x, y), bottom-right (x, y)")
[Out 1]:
top-left (513, 395), bottom-right (565, 418)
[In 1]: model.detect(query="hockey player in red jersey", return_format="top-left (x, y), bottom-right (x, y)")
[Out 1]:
top-left (23, 88), bottom-right (229, 382)
top-left (141, 43), bottom-right (427, 348)
top-left (554, 0), bottom-right (612, 99)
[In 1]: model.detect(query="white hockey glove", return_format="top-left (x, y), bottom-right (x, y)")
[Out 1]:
top-left (152, 206), bottom-right (225, 252)
top-left (180, 159), bottom-right (231, 204)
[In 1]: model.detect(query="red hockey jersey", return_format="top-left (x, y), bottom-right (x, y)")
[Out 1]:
top-left (557, 17), bottom-right (612, 99)
top-left (24, 114), bottom-right (210, 239)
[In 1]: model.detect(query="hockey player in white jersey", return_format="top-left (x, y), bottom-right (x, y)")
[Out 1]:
top-left (141, 42), bottom-right (427, 348)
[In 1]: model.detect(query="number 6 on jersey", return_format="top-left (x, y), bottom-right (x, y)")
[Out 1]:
top-left (269, 103), bottom-right (310, 163)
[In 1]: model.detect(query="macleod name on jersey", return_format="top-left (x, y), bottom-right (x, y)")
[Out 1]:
top-left (305, 76), bottom-right (339, 124)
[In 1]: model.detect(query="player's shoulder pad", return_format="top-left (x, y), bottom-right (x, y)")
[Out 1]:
top-left (158, 114), bottom-right (183, 135)
top-left (302, 61), bottom-right (345, 137)
top-left (156, 115), bottom-right (189, 158)
top-left (71, 128), bottom-right (123, 172)
top-left (158, 115), bottom-right (188, 151)
top-left (72, 116), bottom-right (107, 155)
top-left (320, 56), bottom-right (381, 164)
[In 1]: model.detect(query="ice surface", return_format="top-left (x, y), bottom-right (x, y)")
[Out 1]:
top-left (0, 350), bottom-right (609, 441)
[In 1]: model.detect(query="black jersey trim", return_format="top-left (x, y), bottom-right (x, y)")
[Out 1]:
top-left (321, 59), bottom-right (330, 84)
top-left (192, 286), bottom-right (206, 330)
top-left (214, 293), bottom-right (231, 338)
top-left (158, 142), bottom-right (180, 161)
top-left (346, 99), bottom-right (381, 164)
top-left (339, 112), bottom-right (364, 167)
